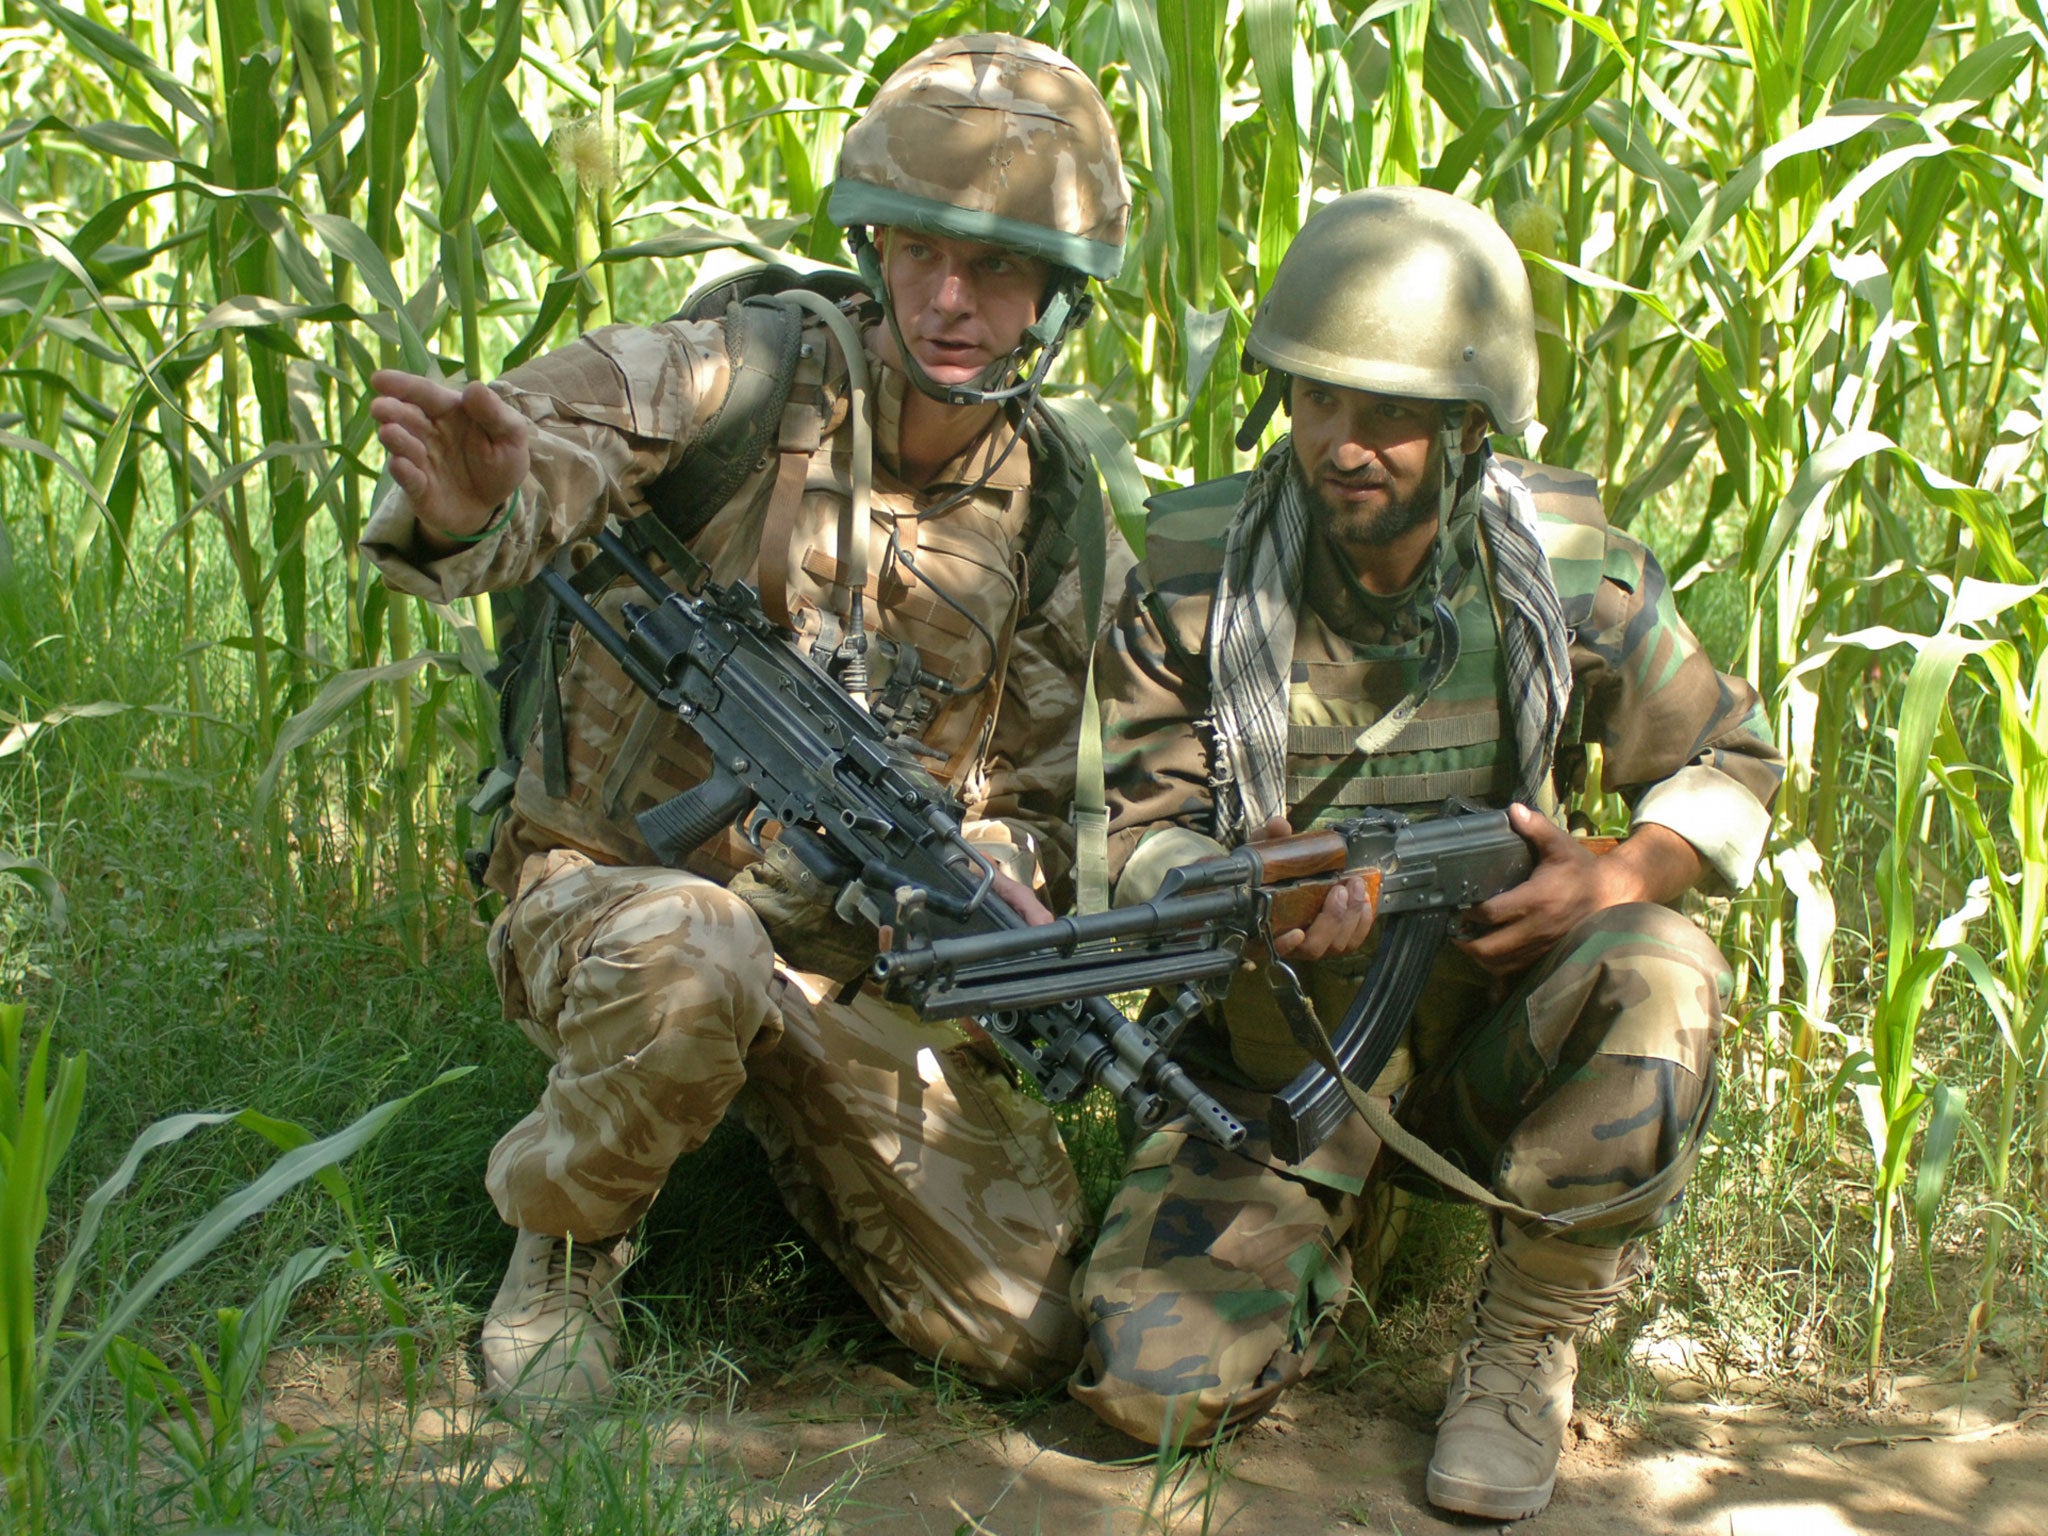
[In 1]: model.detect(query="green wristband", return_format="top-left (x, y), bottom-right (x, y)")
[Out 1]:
top-left (439, 488), bottom-right (517, 546)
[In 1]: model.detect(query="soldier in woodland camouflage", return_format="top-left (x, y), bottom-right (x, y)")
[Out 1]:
top-left (1069, 188), bottom-right (1781, 1522)
top-left (364, 35), bottom-right (1131, 1405)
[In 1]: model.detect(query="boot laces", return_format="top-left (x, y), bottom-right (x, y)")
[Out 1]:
top-left (544, 1245), bottom-right (606, 1302)
top-left (529, 1235), bottom-right (618, 1311)
top-left (1457, 1306), bottom-right (1564, 1410)
top-left (1453, 1250), bottom-right (1632, 1410)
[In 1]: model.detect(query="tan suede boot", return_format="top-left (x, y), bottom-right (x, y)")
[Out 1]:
top-left (479, 1229), bottom-right (634, 1404)
top-left (1425, 1231), bottom-right (1642, 1520)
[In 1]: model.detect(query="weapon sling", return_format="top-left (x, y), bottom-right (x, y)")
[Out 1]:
top-left (1264, 933), bottom-right (1553, 1227)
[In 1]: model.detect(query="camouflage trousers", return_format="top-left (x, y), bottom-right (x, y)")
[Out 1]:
top-left (1069, 901), bottom-right (1730, 1444)
top-left (484, 849), bottom-right (1089, 1392)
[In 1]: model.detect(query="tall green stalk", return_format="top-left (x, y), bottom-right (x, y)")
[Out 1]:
top-left (0, 1003), bottom-right (86, 1535)
top-left (1936, 609), bottom-right (2048, 1374)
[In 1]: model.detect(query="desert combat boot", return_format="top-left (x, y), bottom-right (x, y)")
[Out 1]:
top-left (480, 1228), bottom-right (633, 1404)
top-left (1425, 1230), bottom-right (1642, 1520)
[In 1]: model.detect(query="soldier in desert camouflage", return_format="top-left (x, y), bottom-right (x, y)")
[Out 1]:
top-left (363, 34), bottom-right (1131, 1405)
top-left (1068, 188), bottom-right (1782, 1521)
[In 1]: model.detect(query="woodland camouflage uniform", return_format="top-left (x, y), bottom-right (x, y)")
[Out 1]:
top-left (1068, 452), bottom-right (1783, 1441)
top-left (363, 34), bottom-right (1132, 1393)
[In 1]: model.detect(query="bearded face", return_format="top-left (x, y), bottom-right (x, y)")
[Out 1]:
top-left (1287, 382), bottom-right (1450, 555)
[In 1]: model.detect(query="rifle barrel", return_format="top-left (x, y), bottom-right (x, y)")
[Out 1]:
top-left (537, 566), bottom-right (667, 699)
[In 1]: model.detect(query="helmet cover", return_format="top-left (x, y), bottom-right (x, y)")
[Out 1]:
top-left (829, 33), bottom-right (1129, 281)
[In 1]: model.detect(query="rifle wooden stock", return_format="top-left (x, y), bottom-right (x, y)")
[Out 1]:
top-left (1242, 828), bottom-right (1351, 884)
top-left (1261, 868), bottom-right (1385, 939)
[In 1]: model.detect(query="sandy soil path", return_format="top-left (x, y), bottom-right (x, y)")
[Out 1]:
top-left (643, 1361), bottom-right (2048, 1534)
top-left (265, 1346), bottom-right (2048, 1533)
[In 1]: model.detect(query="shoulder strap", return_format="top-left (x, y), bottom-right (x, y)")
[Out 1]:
top-left (1026, 400), bottom-right (1126, 914)
top-left (1052, 413), bottom-right (1111, 915)
top-left (1016, 405), bottom-right (1083, 609)
top-left (756, 292), bottom-right (868, 657)
top-left (638, 296), bottom-right (805, 545)
top-left (636, 262), bottom-right (871, 549)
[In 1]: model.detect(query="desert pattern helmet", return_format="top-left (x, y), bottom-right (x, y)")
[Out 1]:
top-left (1244, 187), bottom-right (1538, 436)
top-left (828, 33), bottom-right (1130, 282)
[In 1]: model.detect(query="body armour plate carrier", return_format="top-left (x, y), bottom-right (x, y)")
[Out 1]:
top-left (475, 285), bottom-right (1097, 900)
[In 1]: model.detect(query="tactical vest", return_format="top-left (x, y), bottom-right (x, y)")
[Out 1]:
top-left (478, 298), bottom-right (1095, 900)
top-left (1138, 455), bottom-right (1617, 825)
top-left (1136, 456), bottom-right (1621, 1089)
top-left (1282, 556), bottom-right (1514, 820)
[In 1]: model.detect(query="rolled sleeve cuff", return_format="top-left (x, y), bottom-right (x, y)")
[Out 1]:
top-left (1114, 825), bottom-right (1230, 907)
top-left (361, 481), bottom-right (521, 604)
top-left (1632, 764), bottom-right (1771, 894)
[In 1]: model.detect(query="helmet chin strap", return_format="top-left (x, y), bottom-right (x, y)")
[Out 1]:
top-left (1439, 404), bottom-right (1479, 526)
top-left (850, 227), bottom-right (1089, 410)
top-left (1234, 370), bottom-right (1289, 452)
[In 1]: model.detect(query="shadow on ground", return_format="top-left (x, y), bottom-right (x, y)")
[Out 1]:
top-left (265, 1341), bottom-right (2047, 1534)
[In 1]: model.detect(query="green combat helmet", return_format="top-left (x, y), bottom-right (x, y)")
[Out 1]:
top-left (1235, 186), bottom-right (1539, 450)
top-left (828, 33), bottom-right (1130, 408)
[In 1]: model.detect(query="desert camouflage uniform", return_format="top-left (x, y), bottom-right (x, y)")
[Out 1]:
top-left (1067, 455), bottom-right (1782, 1439)
top-left (364, 310), bottom-right (1128, 1391)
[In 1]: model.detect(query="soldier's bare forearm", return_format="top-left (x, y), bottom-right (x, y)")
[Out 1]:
top-left (1599, 821), bottom-right (1700, 907)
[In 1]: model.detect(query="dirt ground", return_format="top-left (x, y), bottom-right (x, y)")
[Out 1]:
top-left (269, 1342), bottom-right (2048, 1534)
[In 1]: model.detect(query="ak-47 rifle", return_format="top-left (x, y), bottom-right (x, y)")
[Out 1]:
top-left (535, 525), bottom-right (1249, 1149)
top-left (874, 810), bottom-right (1610, 1161)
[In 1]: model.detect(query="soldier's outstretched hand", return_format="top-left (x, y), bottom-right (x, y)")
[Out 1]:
top-left (370, 370), bottom-right (530, 539)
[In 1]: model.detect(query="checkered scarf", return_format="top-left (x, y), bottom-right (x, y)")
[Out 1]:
top-left (1206, 440), bottom-right (1571, 838)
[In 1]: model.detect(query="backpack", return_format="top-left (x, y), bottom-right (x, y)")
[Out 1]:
top-left (463, 263), bottom-right (1107, 891)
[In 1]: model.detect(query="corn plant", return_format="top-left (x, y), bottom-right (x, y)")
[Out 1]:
top-left (104, 1244), bottom-right (343, 1528)
top-left (1792, 576), bottom-right (2048, 1386)
top-left (0, 1002), bottom-right (85, 1530)
top-left (0, 993), bottom-right (464, 1534)
top-left (1933, 591), bottom-right (2048, 1375)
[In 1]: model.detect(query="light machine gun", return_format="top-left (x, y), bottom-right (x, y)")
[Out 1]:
top-left (536, 527), bottom-right (1249, 1150)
